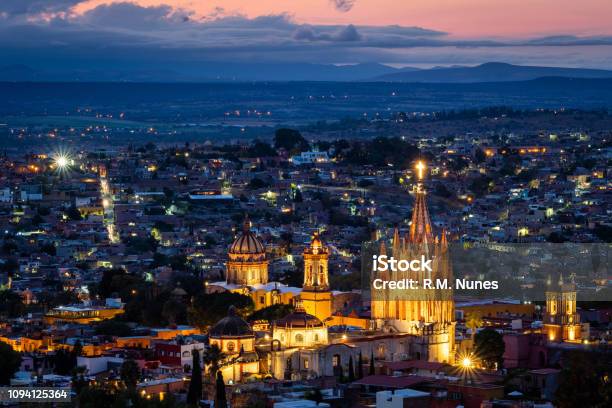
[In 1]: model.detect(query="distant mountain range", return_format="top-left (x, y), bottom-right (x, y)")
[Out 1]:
top-left (0, 62), bottom-right (611, 83)
top-left (371, 62), bottom-right (612, 83)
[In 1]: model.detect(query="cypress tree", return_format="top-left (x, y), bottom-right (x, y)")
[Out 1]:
top-left (215, 371), bottom-right (227, 408)
top-left (348, 356), bottom-right (355, 382)
top-left (369, 351), bottom-right (375, 375)
top-left (357, 351), bottom-right (364, 379)
top-left (186, 349), bottom-right (202, 406)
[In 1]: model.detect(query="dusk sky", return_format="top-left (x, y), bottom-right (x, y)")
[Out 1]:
top-left (1, 0), bottom-right (612, 71)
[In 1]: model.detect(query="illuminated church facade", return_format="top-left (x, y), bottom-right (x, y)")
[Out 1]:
top-left (208, 162), bottom-right (457, 382)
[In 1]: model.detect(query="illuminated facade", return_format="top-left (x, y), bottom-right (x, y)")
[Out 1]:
top-left (226, 216), bottom-right (269, 286)
top-left (370, 162), bottom-right (455, 363)
top-left (543, 277), bottom-right (581, 343)
top-left (300, 233), bottom-right (332, 322)
top-left (209, 306), bottom-right (260, 383)
top-left (207, 216), bottom-right (299, 310)
top-left (272, 302), bottom-right (328, 348)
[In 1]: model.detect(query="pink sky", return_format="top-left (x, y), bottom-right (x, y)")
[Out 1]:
top-left (72, 0), bottom-right (612, 38)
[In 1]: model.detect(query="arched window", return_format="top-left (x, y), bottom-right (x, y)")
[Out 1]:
top-left (295, 334), bottom-right (304, 343)
top-left (227, 341), bottom-right (235, 352)
top-left (314, 334), bottom-right (319, 342)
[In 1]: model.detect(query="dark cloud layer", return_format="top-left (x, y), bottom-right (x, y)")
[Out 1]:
top-left (0, 1), bottom-right (611, 70)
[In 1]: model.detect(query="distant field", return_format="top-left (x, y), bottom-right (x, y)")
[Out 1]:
top-left (0, 115), bottom-right (160, 129)
top-left (1, 78), bottom-right (612, 126)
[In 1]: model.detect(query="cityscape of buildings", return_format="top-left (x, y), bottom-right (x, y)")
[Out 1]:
top-left (0, 121), bottom-right (610, 407)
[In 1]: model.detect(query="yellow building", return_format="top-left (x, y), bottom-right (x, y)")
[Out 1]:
top-left (209, 306), bottom-right (260, 383)
top-left (43, 304), bottom-right (124, 325)
top-left (272, 302), bottom-right (328, 348)
top-left (300, 233), bottom-right (332, 322)
top-left (370, 161), bottom-right (455, 363)
top-left (226, 216), bottom-right (268, 286)
top-left (207, 216), bottom-right (300, 311)
top-left (543, 276), bottom-right (581, 343)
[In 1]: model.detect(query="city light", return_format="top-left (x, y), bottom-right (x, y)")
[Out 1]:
top-left (461, 356), bottom-right (473, 368)
top-left (55, 155), bottom-right (68, 168)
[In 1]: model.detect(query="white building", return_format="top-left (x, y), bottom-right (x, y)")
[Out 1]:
top-left (376, 388), bottom-right (430, 408)
top-left (290, 151), bottom-right (329, 165)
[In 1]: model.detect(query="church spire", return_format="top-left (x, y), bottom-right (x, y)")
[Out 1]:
top-left (243, 214), bottom-right (251, 232)
top-left (409, 161), bottom-right (433, 244)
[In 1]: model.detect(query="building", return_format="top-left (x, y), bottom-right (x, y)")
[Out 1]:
top-left (543, 276), bottom-right (581, 343)
top-left (209, 306), bottom-right (260, 383)
top-left (370, 162), bottom-right (455, 363)
top-left (207, 216), bottom-right (300, 310)
top-left (300, 233), bottom-right (332, 322)
top-left (226, 216), bottom-right (269, 286)
top-left (43, 299), bottom-right (125, 325)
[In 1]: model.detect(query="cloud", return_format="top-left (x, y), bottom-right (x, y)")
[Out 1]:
top-left (0, 1), bottom-right (610, 72)
top-left (0, 0), bottom-right (81, 17)
top-left (329, 0), bottom-right (356, 13)
top-left (293, 24), bottom-right (361, 42)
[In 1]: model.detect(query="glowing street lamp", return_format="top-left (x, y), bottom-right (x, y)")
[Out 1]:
top-left (461, 356), bottom-right (473, 369)
top-left (55, 155), bottom-right (69, 169)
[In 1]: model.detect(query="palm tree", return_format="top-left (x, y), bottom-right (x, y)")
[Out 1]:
top-left (202, 344), bottom-right (226, 380)
top-left (466, 314), bottom-right (483, 344)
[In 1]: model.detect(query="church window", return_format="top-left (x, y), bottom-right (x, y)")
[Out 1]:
top-left (304, 359), bottom-right (309, 369)
top-left (295, 334), bottom-right (304, 343)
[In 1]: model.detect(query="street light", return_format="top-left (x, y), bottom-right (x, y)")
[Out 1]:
top-left (55, 155), bottom-right (69, 169)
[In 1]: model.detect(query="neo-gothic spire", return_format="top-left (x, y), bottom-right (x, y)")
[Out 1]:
top-left (409, 182), bottom-right (433, 244)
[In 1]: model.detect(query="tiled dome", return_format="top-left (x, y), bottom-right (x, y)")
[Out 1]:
top-left (229, 217), bottom-right (266, 256)
top-left (274, 306), bottom-right (325, 329)
top-left (209, 306), bottom-right (254, 337)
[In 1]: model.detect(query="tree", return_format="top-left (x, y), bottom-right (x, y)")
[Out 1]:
top-left (120, 359), bottom-right (140, 389)
top-left (65, 204), bottom-right (82, 221)
top-left (305, 389), bottom-right (323, 404)
top-left (0, 290), bottom-right (25, 318)
top-left (188, 292), bottom-right (253, 329)
top-left (555, 351), bottom-right (612, 408)
top-left (357, 351), bottom-right (364, 379)
top-left (348, 356), bottom-right (355, 382)
top-left (215, 371), bottom-right (227, 408)
top-left (466, 314), bottom-right (483, 344)
top-left (248, 304), bottom-right (294, 323)
top-left (369, 351), bottom-right (375, 375)
top-left (248, 177), bottom-right (269, 190)
top-left (187, 349), bottom-right (202, 406)
top-left (274, 128), bottom-right (309, 153)
top-left (474, 328), bottom-right (505, 370)
top-left (0, 342), bottom-right (21, 385)
top-left (474, 148), bottom-right (486, 164)
top-left (202, 344), bottom-right (226, 380)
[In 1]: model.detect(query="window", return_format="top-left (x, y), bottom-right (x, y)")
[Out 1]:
top-left (295, 334), bottom-right (304, 343)
top-left (314, 334), bottom-right (319, 342)
top-left (227, 342), bottom-right (235, 352)
top-left (332, 354), bottom-right (340, 367)
top-left (304, 359), bottom-right (309, 369)
top-left (260, 296), bottom-right (265, 304)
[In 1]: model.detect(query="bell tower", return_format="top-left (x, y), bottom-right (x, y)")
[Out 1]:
top-left (301, 233), bottom-right (332, 322)
top-left (544, 275), bottom-right (581, 342)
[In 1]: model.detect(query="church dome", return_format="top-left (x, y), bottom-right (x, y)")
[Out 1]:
top-left (274, 306), bottom-right (325, 329)
top-left (209, 306), bottom-right (254, 337)
top-left (229, 217), bottom-right (266, 257)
